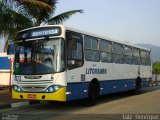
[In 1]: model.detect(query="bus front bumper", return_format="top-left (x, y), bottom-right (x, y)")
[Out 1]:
top-left (12, 87), bottom-right (66, 102)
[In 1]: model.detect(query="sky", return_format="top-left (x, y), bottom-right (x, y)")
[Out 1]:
top-left (56, 0), bottom-right (160, 46)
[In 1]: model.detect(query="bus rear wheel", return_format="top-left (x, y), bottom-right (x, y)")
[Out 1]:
top-left (134, 77), bottom-right (141, 95)
top-left (86, 82), bottom-right (100, 106)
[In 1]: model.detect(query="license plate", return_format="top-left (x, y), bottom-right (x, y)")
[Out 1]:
top-left (28, 94), bottom-right (36, 99)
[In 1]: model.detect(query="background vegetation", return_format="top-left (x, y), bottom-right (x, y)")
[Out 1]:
top-left (0, 0), bottom-right (83, 51)
top-left (153, 61), bottom-right (160, 74)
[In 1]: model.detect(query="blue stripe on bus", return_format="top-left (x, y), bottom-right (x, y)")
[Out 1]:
top-left (66, 82), bottom-right (89, 101)
top-left (100, 79), bottom-right (135, 95)
top-left (66, 79), bottom-right (150, 101)
top-left (141, 79), bottom-right (150, 87)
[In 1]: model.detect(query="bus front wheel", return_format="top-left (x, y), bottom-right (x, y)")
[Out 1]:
top-left (86, 81), bottom-right (100, 106)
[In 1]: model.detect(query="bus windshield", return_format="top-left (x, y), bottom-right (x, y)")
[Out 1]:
top-left (14, 38), bottom-right (65, 75)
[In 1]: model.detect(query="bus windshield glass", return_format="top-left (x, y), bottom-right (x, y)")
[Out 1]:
top-left (14, 38), bottom-right (65, 75)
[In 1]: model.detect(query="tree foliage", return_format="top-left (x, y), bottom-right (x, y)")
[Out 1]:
top-left (153, 61), bottom-right (160, 73)
top-left (0, 0), bottom-right (83, 51)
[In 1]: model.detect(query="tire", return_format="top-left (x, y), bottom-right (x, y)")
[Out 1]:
top-left (134, 78), bottom-right (141, 95)
top-left (29, 100), bottom-right (40, 104)
top-left (86, 82), bottom-right (100, 106)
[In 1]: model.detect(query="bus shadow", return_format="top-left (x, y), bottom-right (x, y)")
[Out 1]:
top-left (33, 86), bottom-right (160, 112)
top-left (7, 86), bottom-right (160, 120)
top-left (97, 85), bottom-right (160, 105)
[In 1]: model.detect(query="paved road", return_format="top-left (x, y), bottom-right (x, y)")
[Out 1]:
top-left (0, 86), bottom-right (160, 120)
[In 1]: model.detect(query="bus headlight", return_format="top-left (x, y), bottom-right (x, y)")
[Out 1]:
top-left (17, 87), bottom-right (21, 92)
top-left (54, 86), bottom-right (60, 91)
top-left (13, 85), bottom-right (23, 92)
top-left (14, 86), bottom-right (18, 91)
top-left (45, 85), bottom-right (62, 93)
top-left (49, 87), bottom-right (54, 92)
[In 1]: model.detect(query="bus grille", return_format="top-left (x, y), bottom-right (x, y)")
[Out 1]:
top-left (21, 85), bottom-right (48, 92)
top-left (17, 80), bottom-right (53, 84)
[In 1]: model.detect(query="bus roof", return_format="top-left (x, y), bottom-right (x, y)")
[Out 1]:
top-left (19, 25), bottom-right (151, 51)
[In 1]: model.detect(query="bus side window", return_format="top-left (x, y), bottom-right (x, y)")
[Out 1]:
top-left (141, 50), bottom-right (151, 66)
top-left (124, 46), bottom-right (132, 64)
top-left (84, 36), bottom-right (100, 62)
top-left (113, 43), bottom-right (124, 64)
top-left (133, 48), bottom-right (141, 65)
top-left (66, 31), bottom-right (84, 70)
top-left (141, 50), bottom-right (146, 65)
top-left (100, 40), bottom-right (113, 63)
top-left (146, 51), bottom-right (151, 66)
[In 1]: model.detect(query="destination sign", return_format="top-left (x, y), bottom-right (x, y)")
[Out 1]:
top-left (18, 27), bottom-right (61, 40)
top-left (31, 28), bottom-right (60, 37)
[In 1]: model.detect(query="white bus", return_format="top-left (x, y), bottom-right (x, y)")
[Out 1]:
top-left (12, 25), bottom-right (152, 105)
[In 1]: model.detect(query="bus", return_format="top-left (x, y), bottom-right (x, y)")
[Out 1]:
top-left (12, 25), bottom-right (152, 105)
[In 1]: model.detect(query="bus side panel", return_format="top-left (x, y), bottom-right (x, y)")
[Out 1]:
top-left (66, 78), bottom-right (150, 101)
top-left (141, 78), bottom-right (151, 87)
top-left (100, 79), bottom-right (135, 95)
top-left (66, 79), bottom-right (136, 101)
top-left (140, 65), bottom-right (152, 87)
top-left (66, 82), bottom-right (89, 101)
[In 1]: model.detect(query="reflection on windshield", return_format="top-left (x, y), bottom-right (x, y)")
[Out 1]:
top-left (14, 38), bottom-right (65, 75)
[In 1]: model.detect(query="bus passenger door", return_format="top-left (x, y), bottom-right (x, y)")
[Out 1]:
top-left (66, 31), bottom-right (84, 83)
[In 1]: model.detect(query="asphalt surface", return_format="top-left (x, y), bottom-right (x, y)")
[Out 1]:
top-left (0, 86), bottom-right (160, 120)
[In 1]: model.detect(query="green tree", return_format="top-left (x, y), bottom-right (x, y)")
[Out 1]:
top-left (153, 61), bottom-right (160, 81)
top-left (153, 61), bottom-right (160, 73)
top-left (0, 0), bottom-right (83, 51)
top-left (153, 61), bottom-right (160, 74)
